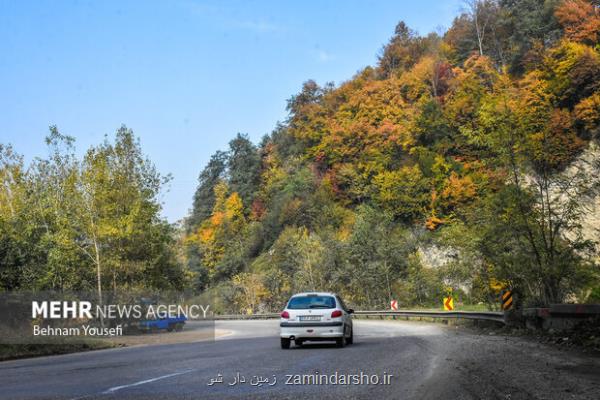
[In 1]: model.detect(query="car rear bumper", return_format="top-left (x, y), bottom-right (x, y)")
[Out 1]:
top-left (280, 321), bottom-right (345, 339)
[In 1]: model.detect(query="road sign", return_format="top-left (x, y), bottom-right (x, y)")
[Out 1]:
top-left (501, 290), bottom-right (513, 311)
top-left (443, 296), bottom-right (454, 311)
top-left (390, 300), bottom-right (398, 311)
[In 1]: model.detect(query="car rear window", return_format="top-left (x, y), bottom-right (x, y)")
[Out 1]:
top-left (287, 295), bottom-right (336, 309)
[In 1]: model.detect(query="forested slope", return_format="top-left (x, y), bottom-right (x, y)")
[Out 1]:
top-left (184, 0), bottom-right (600, 311)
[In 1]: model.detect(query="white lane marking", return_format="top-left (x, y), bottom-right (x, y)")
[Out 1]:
top-left (102, 369), bottom-right (196, 394)
top-left (215, 329), bottom-right (235, 340)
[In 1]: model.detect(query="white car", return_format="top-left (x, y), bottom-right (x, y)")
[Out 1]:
top-left (279, 292), bottom-right (354, 349)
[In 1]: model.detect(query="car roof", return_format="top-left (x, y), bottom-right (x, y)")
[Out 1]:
top-left (290, 292), bottom-right (337, 298)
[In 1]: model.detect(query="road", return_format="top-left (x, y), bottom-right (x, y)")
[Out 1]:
top-left (0, 320), bottom-right (599, 399)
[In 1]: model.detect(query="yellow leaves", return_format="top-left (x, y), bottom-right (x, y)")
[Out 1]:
top-left (212, 181), bottom-right (228, 212)
top-left (337, 78), bottom-right (407, 126)
top-left (187, 182), bottom-right (246, 273)
top-left (97, 224), bottom-right (120, 237)
top-left (398, 55), bottom-right (452, 102)
top-left (224, 192), bottom-right (243, 220)
top-left (574, 92), bottom-right (600, 132)
top-left (232, 272), bottom-right (268, 313)
top-left (528, 108), bottom-right (586, 169)
top-left (431, 155), bottom-right (452, 180)
top-left (543, 40), bottom-right (600, 105)
top-left (518, 70), bottom-right (551, 107)
top-left (372, 165), bottom-right (430, 221)
top-left (445, 55), bottom-right (498, 129)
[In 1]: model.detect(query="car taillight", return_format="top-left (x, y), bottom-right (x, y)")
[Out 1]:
top-left (281, 311), bottom-right (290, 319)
top-left (331, 310), bottom-right (343, 318)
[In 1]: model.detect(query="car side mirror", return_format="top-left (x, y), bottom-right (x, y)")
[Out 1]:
top-left (348, 309), bottom-right (354, 314)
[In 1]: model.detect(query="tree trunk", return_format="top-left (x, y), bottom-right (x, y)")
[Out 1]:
top-left (93, 237), bottom-right (104, 327)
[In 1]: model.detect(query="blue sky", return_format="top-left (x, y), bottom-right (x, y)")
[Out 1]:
top-left (0, 0), bottom-right (462, 222)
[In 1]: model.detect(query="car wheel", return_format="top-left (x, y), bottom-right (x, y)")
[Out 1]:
top-left (281, 338), bottom-right (291, 349)
top-left (346, 327), bottom-right (353, 345)
top-left (175, 323), bottom-right (184, 332)
top-left (167, 324), bottom-right (174, 332)
top-left (336, 337), bottom-right (345, 348)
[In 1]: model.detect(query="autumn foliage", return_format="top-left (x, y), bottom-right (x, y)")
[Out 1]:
top-left (183, 0), bottom-right (600, 309)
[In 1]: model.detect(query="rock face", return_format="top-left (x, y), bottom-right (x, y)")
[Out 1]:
top-left (581, 193), bottom-right (600, 255)
top-left (573, 143), bottom-right (600, 251)
top-left (416, 244), bottom-right (458, 269)
top-left (558, 141), bottom-right (600, 255)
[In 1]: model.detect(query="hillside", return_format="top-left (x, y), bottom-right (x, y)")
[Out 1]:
top-left (183, 0), bottom-right (600, 311)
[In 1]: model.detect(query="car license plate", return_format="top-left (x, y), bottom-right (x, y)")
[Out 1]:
top-left (299, 316), bottom-right (320, 321)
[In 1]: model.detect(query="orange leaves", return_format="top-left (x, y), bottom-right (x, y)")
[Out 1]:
top-left (189, 182), bottom-right (247, 272)
top-left (209, 211), bottom-right (224, 229)
top-left (199, 225), bottom-right (216, 244)
top-left (425, 215), bottom-right (444, 231)
top-left (441, 172), bottom-right (477, 207)
top-left (305, 77), bottom-right (415, 177)
top-left (555, 0), bottom-right (600, 45)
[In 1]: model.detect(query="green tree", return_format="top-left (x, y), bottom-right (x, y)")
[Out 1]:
top-left (187, 150), bottom-right (227, 231)
top-left (228, 133), bottom-right (261, 212)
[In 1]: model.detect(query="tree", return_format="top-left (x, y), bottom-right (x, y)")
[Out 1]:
top-left (574, 92), bottom-right (600, 136)
top-left (72, 126), bottom-right (184, 311)
top-left (191, 181), bottom-right (248, 282)
top-left (0, 126), bottom-right (187, 296)
top-left (228, 134), bottom-right (261, 212)
top-left (466, 73), bottom-right (600, 304)
top-left (378, 21), bottom-right (427, 78)
top-left (543, 40), bottom-right (600, 109)
top-left (372, 166), bottom-right (431, 222)
top-left (179, 3), bottom-right (600, 309)
top-left (231, 272), bottom-right (268, 314)
top-left (499, 0), bottom-right (562, 73)
top-left (555, 0), bottom-right (600, 45)
top-left (0, 144), bottom-right (29, 290)
top-left (187, 150), bottom-right (227, 231)
top-left (464, 0), bottom-right (498, 56)
top-left (344, 206), bottom-right (414, 308)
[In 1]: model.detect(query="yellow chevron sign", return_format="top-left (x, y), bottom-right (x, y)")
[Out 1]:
top-left (501, 290), bottom-right (513, 310)
top-left (443, 296), bottom-right (454, 311)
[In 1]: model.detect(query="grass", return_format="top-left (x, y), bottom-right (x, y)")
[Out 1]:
top-left (0, 338), bottom-right (117, 361)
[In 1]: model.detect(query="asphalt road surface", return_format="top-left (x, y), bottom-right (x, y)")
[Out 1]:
top-left (1, 320), bottom-right (599, 400)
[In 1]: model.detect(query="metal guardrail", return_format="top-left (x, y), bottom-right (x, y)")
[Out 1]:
top-left (213, 313), bottom-right (280, 320)
top-left (353, 310), bottom-right (505, 324)
top-left (212, 310), bottom-right (505, 324)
